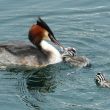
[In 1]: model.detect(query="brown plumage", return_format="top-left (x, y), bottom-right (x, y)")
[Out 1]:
top-left (28, 24), bottom-right (48, 47)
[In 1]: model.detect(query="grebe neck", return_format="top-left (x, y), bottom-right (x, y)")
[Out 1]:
top-left (40, 40), bottom-right (62, 64)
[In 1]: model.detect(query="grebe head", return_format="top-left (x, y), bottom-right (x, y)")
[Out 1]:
top-left (28, 17), bottom-right (61, 48)
top-left (95, 72), bottom-right (106, 86)
top-left (61, 47), bottom-right (76, 57)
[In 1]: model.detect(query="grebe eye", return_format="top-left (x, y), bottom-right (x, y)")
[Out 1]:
top-left (71, 48), bottom-right (76, 53)
top-left (48, 33), bottom-right (50, 37)
top-left (97, 72), bottom-right (101, 75)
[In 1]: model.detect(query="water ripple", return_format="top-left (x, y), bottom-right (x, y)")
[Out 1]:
top-left (0, 0), bottom-right (110, 110)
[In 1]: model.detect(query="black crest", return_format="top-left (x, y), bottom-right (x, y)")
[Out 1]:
top-left (37, 17), bottom-right (62, 46)
top-left (37, 17), bottom-right (54, 38)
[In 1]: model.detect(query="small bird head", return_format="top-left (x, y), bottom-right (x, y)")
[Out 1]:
top-left (28, 17), bottom-right (61, 47)
top-left (95, 72), bottom-right (106, 86)
top-left (61, 47), bottom-right (76, 57)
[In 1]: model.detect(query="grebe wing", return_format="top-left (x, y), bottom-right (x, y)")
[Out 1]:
top-left (0, 41), bottom-right (51, 68)
top-left (0, 42), bottom-right (37, 55)
top-left (0, 41), bottom-right (50, 60)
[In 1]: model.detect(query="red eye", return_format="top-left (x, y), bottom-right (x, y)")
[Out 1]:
top-left (48, 33), bottom-right (50, 37)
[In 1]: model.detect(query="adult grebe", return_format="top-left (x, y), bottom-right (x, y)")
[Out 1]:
top-left (0, 17), bottom-right (63, 68)
top-left (95, 72), bottom-right (110, 88)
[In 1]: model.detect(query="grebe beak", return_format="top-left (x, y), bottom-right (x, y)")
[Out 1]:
top-left (37, 17), bottom-right (64, 49)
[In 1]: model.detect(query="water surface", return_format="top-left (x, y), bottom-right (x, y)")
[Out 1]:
top-left (0, 0), bottom-right (110, 110)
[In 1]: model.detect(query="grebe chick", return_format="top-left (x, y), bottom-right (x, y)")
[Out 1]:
top-left (61, 47), bottom-right (76, 57)
top-left (61, 47), bottom-right (90, 68)
top-left (95, 72), bottom-right (110, 88)
top-left (0, 17), bottom-right (63, 69)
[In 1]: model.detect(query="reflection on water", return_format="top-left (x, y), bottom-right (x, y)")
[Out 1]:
top-left (4, 63), bottom-right (81, 110)
top-left (26, 69), bottom-right (56, 93)
top-left (7, 65), bottom-right (59, 109)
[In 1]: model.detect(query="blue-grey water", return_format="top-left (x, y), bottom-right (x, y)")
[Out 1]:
top-left (0, 0), bottom-right (110, 110)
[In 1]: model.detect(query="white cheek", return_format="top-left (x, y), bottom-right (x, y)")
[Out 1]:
top-left (44, 31), bottom-right (50, 40)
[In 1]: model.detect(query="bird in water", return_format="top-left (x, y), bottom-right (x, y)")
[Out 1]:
top-left (0, 17), bottom-right (64, 69)
top-left (95, 72), bottom-right (110, 88)
top-left (0, 17), bottom-right (90, 69)
top-left (61, 47), bottom-right (90, 68)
